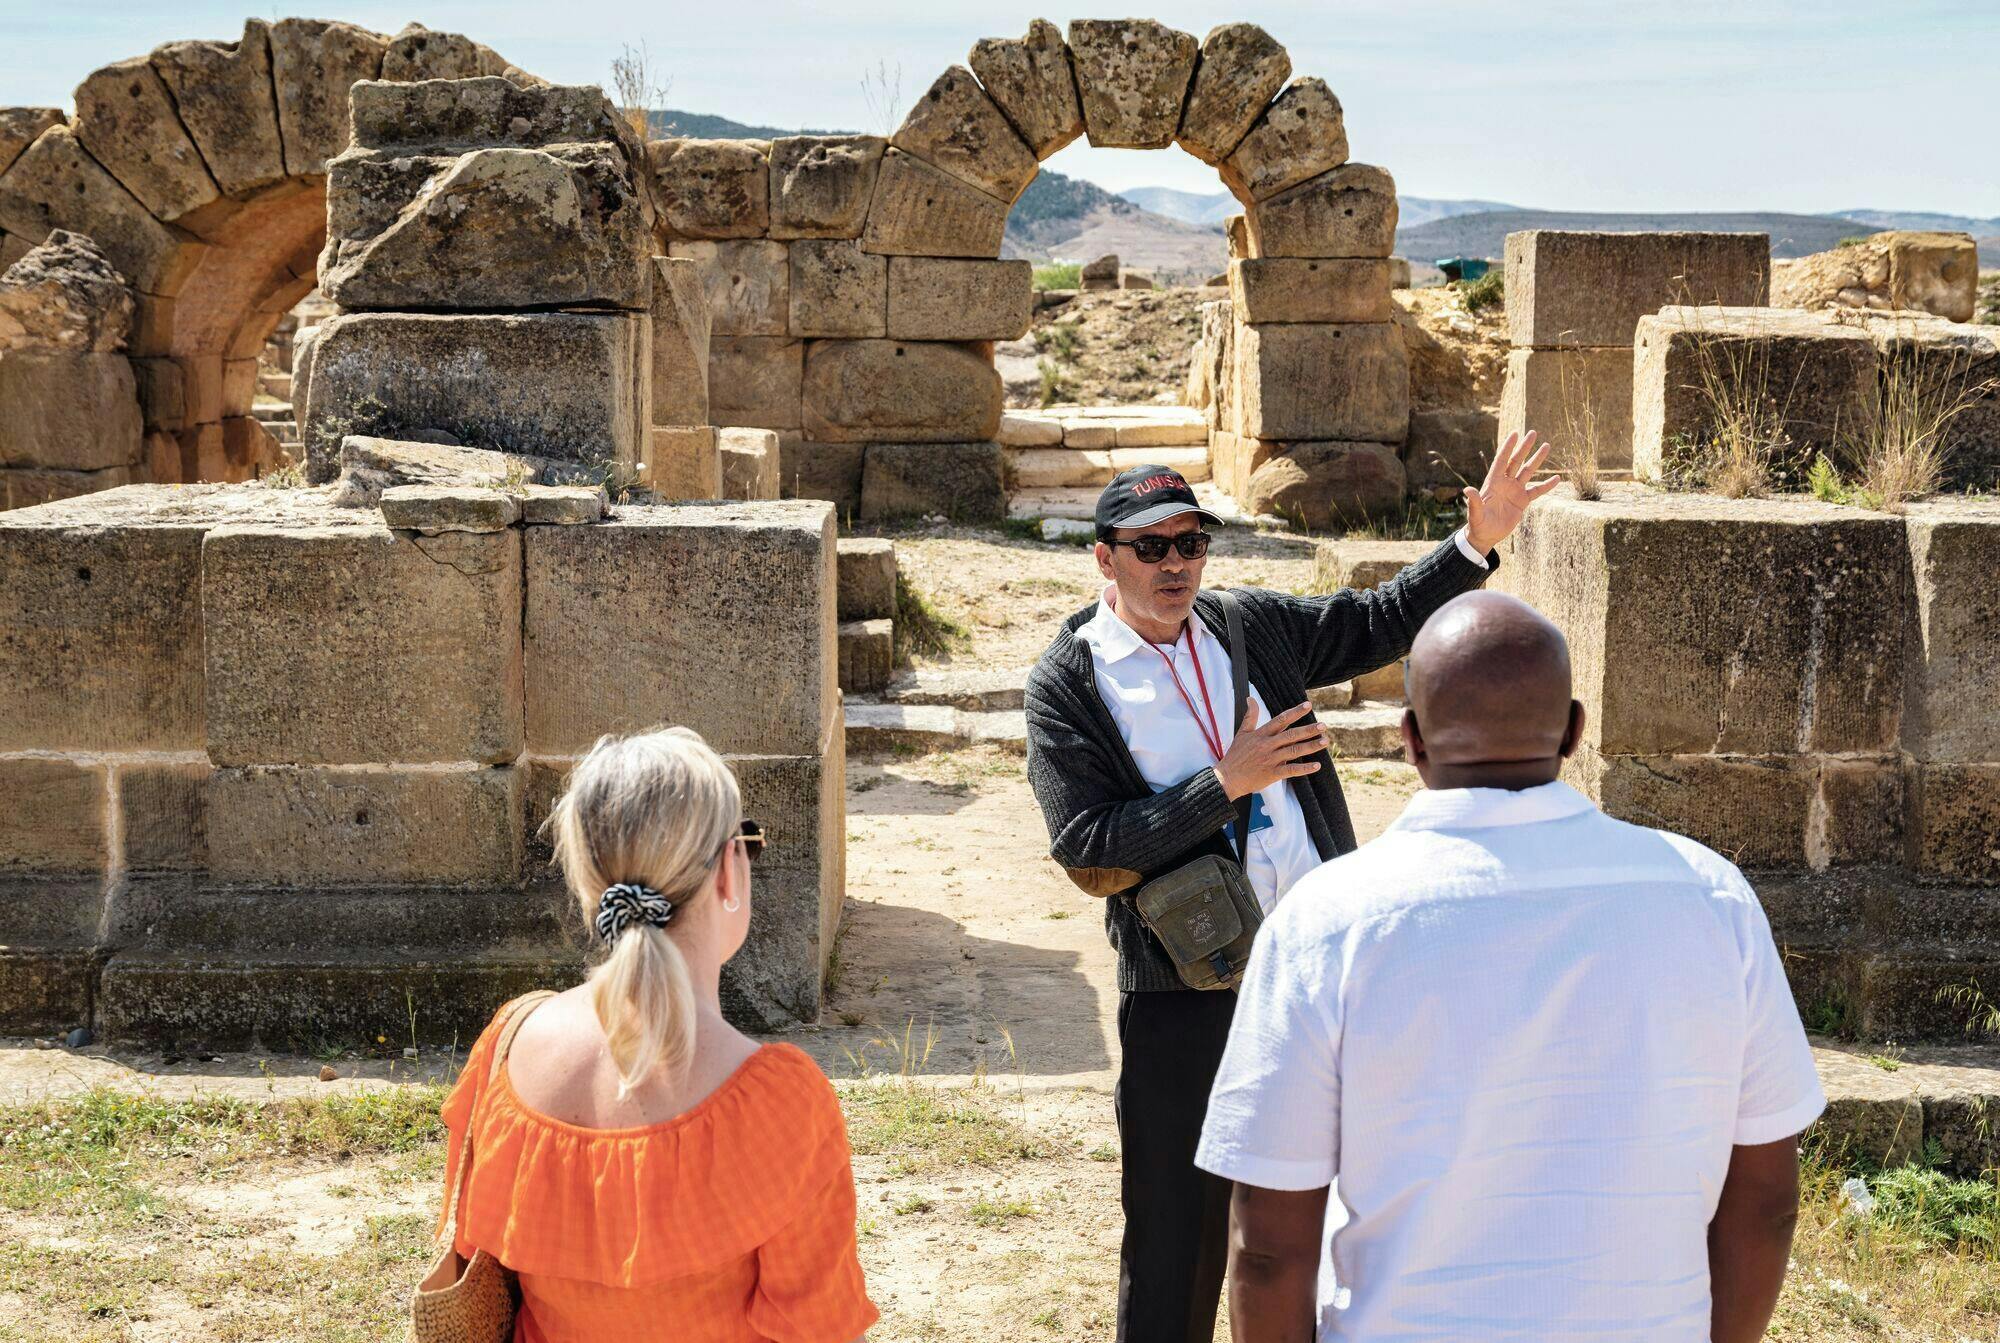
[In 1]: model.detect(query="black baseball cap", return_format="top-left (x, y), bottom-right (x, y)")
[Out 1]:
top-left (1094, 464), bottom-right (1224, 538)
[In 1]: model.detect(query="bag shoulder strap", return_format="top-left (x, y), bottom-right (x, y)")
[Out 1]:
top-left (1215, 590), bottom-right (1253, 867)
top-left (439, 989), bottom-right (557, 1247)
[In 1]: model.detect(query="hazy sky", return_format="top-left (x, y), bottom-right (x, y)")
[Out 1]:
top-left (4, 1), bottom-right (1993, 217)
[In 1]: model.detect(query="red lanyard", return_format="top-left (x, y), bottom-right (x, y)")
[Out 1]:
top-left (1149, 621), bottom-right (1226, 763)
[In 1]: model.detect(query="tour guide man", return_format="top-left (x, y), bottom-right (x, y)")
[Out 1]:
top-left (1024, 431), bottom-right (1559, 1342)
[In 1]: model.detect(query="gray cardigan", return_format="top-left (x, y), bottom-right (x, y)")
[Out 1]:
top-left (1023, 537), bottom-right (1493, 991)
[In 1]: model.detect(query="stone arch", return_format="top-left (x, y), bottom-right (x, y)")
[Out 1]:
top-left (0, 19), bottom-right (537, 500)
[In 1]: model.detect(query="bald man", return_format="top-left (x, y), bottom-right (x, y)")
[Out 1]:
top-left (1194, 592), bottom-right (1824, 1343)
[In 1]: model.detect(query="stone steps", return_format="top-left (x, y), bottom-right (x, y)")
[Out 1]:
top-left (1008, 480), bottom-right (1250, 524)
top-left (881, 665), bottom-right (1030, 712)
top-left (1007, 444), bottom-right (1210, 490)
top-left (1813, 1040), bottom-right (2000, 1175)
top-left (843, 700), bottom-right (1404, 761)
top-left (998, 405), bottom-right (1208, 449)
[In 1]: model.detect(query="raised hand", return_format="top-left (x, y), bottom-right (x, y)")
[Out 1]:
top-left (1463, 430), bottom-right (1563, 555)
top-left (1214, 700), bottom-right (1324, 800)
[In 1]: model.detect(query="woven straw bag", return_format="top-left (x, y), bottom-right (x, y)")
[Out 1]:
top-left (410, 990), bottom-right (555, 1343)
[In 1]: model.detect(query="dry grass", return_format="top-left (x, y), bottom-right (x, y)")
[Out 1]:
top-left (1834, 327), bottom-right (1998, 511)
top-left (607, 42), bottom-right (668, 143)
top-left (1554, 339), bottom-right (1604, 500)
top-left (1667, 327), bottom-right (1796, 498)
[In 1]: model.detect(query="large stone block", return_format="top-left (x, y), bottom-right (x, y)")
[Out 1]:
top-left (0, 352), bottom-right (141, 471)
top-left (1243, 441), bottom-right (1406, 529)
top-left (379, 24), bottom-right (507, 81)
top-left (321, 144), bottom-right (653, 310)
top-left (802, 339), bottom-right (1002, 443)
top-left (1228, 258), bottom-right (1388, 324)
top-left (1631, 307), bottom-right (1877, 487)
top-left (120, 760), bottom-right (208, 872)
top-left (1067, 19), bottom-right (1199, 149)
top-left (524, 502), bottom-right (837, 757)
top-left (72, 57), bottom-right (221, 223)
top-left (860, 441), bottom-right (1006, 522)
top-left (1499, 346), bottom-right (1634, 473)
top-left (208, 764), bottom-right (524, 885)
top-left (892, 67), bottom-right (1037, 204)
top-left (0, 125), bottom-right (203, 296)
top-left (0, 757), bottom-right (105, 875)
top-left (668, 238), bottom-right (790, 336)
top-left (710, 335), bottom-right (803, 432)
top-left (1246, 164), bottom-right (1398, 260)
top-left (721, 748), bottom-right (843, 1028)
top-left (769, 135), bottom-right (884, 240)
top-left (967, 20), bottom-right (1084, 158)
top-left (1498, 485), bottom-right (1908, 757)
top-left (1506, 230), bottom-right (1771, 349)
top-left (1220, 78), bottom-right (1347, 205)
top-left (1903, 501), bottom-right (2000, 763)
top-left (1771, 231), bottom-right (1978, 324)
top-left (203, 520), bottom-right (522, 766)
top-left (0, 230), bottom-right (136, 355)
top-left (836, 537), bottom-right (897, 621)
top-left (860, 149), bottom-right (1009, 258)
top-left (0, 108), bottom-right (64, 178)
top-left (718, 427), bottom-right (780, 501)
top-left (650, 138), bottom-right (769, 240)
top-left (1404, 407), bottom-right (1498, 498)
top-left (1209, 429), bottom-right (1278, 502)
top-left (268, 18), bottom-right (388, 177)
top-left (378, 484), bottom-right (521, 534)
top-left (1847, 313), bottom-right (2000, 493)
top-left (650, 255), bottom-right (711, 427)
top-left (644, 425), bottom-right (721, 500)
top-left (789, 239), bottom-right (887, 338)
top-left (838, 619), bottom-right (893, 692)
top-left (301, 311), bottom-right (647, 482)
top-left (0, 463), bottom-right (134, 509)
top-left (347, 77), bottom-right (619, 153)
top-left (886, 257), bottom-right (1031, 340)
top-left (1176, 23), bottom-right (1291, 165)
top-left (1234, 321), bottom-right (1408, 443)
top-left (779, 438), bottom-right (865, 515)
top-left (1908, 765), bottom-right (2000, 883)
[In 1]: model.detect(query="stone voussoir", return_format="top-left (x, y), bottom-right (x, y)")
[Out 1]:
top-left (1176, 23), bottom-right (1291, 165)
top-left (967, 19), bottom-right (1085, 159)
top-left (890, 65), bottom-right (1038, 205)
top-left (1219, 77), bottom-right (1348, 205)
top-left (1067, 19), bottom-right (1199, 150)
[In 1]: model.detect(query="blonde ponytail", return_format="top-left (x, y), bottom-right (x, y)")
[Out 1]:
top-left (548, 726), bottom-right (741, 1095)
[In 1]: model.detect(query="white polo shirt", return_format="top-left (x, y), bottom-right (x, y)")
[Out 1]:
top-left (1195, 781), bottom-right (1825, 1342)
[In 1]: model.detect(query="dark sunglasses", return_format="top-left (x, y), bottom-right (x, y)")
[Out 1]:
top-left (1105, 531), bottom-right (1212, 564)
top-left (720, 819), bottom-right (766, 864)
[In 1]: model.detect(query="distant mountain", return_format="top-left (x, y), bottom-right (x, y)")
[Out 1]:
top-left (1396, 210), bottom-right (1881, 263)
top-left (1012, 172), bottom-right (1224, 273)
top-left (645, 108), bottom-right (852, 139)
top-left (1120, 186), bottom-right (1515, 230)
top-left (1836, 209), bottom-right (2000, 237)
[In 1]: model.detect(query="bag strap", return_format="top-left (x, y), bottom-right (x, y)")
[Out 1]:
top-left (1216, 590), bottom-right (1253, 868)
top-left (438, 989), bottom-right (557, 1249)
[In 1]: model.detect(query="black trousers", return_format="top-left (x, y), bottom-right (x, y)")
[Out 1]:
top-left (1115, 987), bottom-right (1239, 1343)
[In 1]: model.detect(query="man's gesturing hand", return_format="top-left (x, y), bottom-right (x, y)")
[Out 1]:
top-left (1463, 429), bottom-right (1563, 555)
top-left (1214, 701), bottom-right (1324, 801)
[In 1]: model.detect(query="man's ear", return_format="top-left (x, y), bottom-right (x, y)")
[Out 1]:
top-left (1560, 700), bottom-right (1586, 760)
top-left (1400, 707), bottom-right (1425, 769)
top-left (1094, 541), bottom-right (1116, 582)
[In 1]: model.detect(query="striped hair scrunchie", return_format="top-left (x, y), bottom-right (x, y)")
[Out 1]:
top-left (594, 882), bottom-right (676, 943)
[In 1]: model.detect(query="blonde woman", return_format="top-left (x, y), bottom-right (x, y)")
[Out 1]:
top-left (435, 727), bottom-right (876, 1343)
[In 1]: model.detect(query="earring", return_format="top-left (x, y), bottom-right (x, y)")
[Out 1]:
top-left (722, 895), bottom-right (741, 913)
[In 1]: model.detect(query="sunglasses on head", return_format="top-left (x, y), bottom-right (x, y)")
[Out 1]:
top-left (1105, 531), bottom-right (1212, 564)
top-left (720, 819), bottom-right (765, 864)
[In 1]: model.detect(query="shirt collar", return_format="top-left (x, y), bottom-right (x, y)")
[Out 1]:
top-left (1078, 583), bottom-right (1170, 665)
top-left (1386, 780), bottom-right (1598, 833)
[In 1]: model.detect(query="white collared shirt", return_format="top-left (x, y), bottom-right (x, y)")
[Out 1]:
top-left (1077, 587), bottom-right (1322, 913)
top-left (1195, 781), bottom-right (1825, 1342)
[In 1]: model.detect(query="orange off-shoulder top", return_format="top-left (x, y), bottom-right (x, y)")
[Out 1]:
top-left (438, 1000), bottom-right (879, 1343)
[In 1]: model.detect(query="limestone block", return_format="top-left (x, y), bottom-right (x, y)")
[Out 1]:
top-left (1120, 269), bottom-right (1155, 289)
top-left (650, 255), bottom-right (710, 427)
top-left (1499, 346), bottom-right (1634, 473)
top-left (1225, 214), bottom-right (1253, 260)
top-left (998, 411), bottom-right (1064, 446)
top-left (1234, 321), bottom-right (1408, 443)
top-left (1332, 539), bottom-right (1437, 592)
top-left (132, 355), bottom-right (184, 434)
top-left (710, 336), bottom-right (803, 432)
top-left (179, 423), bottom-right (225, 482)
top-left (669, 238), bottom-right (790, 336)
top-left (802, 339), bottom-right (1002, 443)
top-left (650, 138), bottom-right (769, 240)
top-left (1209, 430), bottom-right (1278, 501)
top-left (1506, 230), bottom-right (1771, 349)
top-left (1389, 256), bottom-right (1412, 288)
top-left (779, 438), bottom-right (865, 515)
top-left (839, 618), bottom-right (894, 693)
top-left (268, 18), bottom-right (388, 176)
top-left (0, 463), bottom-right (133, 510)
top-left (1350, 661), bottom-right (1405, 704)
top-left (1247, 163), bottom-right (1398, 260)
top-left (302, 311), bottom-right (647, 483)
top-left (789, 239), bottom-right (887, 338)
top-left (769, 135), bottom-right (885, 240)
top-left (1243, 442), bottom-right (1406, 528)
top-left (1770, 231), bottom-right (1977, 324)
top-left (967, 20), bottom-right (1084, 158)
top-left (886, 257), bottom-right (1031, 340)
top-left (861, 441), bottom-right (1007, 522)
top-left (208, 765), bottom-right (523, 885)
top-left (72, 57), bottom-right (220, 223)
top-left (1220, 78), bottom-right (1348, 205)
top-left (1908, 765), bottom-right (2000, 883)
top-left (1903, 502), bottom-right (2000, 763)
top-left (142, 430), bottom-right (181, 483)
top-left (379, 484), bottom-right (521, 533)
top-left (1080, 254), bottom-right (1120, 289)
top-left (0, 758), bottom-right (105, 875)
top-left (836, 537), bottom-right (897, 621)
top-left (860, 149), bottom-right (1009, 258)
top-left (891, 66), bottom-right (1037, 204)
top-left (330, 435), bottom-right (538, 508)
top-left (321, 144), bottom-right (653, 311)
top-left (718, 427), bottom-right (780, 501)
top-left (220, 415), bottom-right (282, 480)
top-left (644, 425), bottom-right (721, 500)
top-left (0, 126), bottom-right (203, 296)
top-left (203, 520), bottom-right (523, 765)
top-left (524, 502), bottom-right (837, 757)
top-left (1631, 307), bottom-right (1876, 486)
top-left (722, 749), bottom-right (843, 1027)
top-left (0, 109), bottom-right (64, 178)
top-left (348, 77), bottom-right (619, 152)
top-left (1849, 314), bottom-right (2000, 492)
top-left (1405, 407), bottom-right (1499, 497)
top-left (520, 483), bottom-right (607, 524)
top-left (1176, 24), bottom-right (1291, 165)
top-left (0, 231), bottom-right (134, 354)
top-left (0, 352), bottom-right (142, 471)
top-left (120, 761), bottom-right (208, 872)
top-left (1229, 258), bottom-right (1387, 324)
top-left (380, 24), bottom-right (506, 81)
top-left (1497, 486), bottom-right (1907, 757)
top-left (1067, 19), bottom-right (1199, 149)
